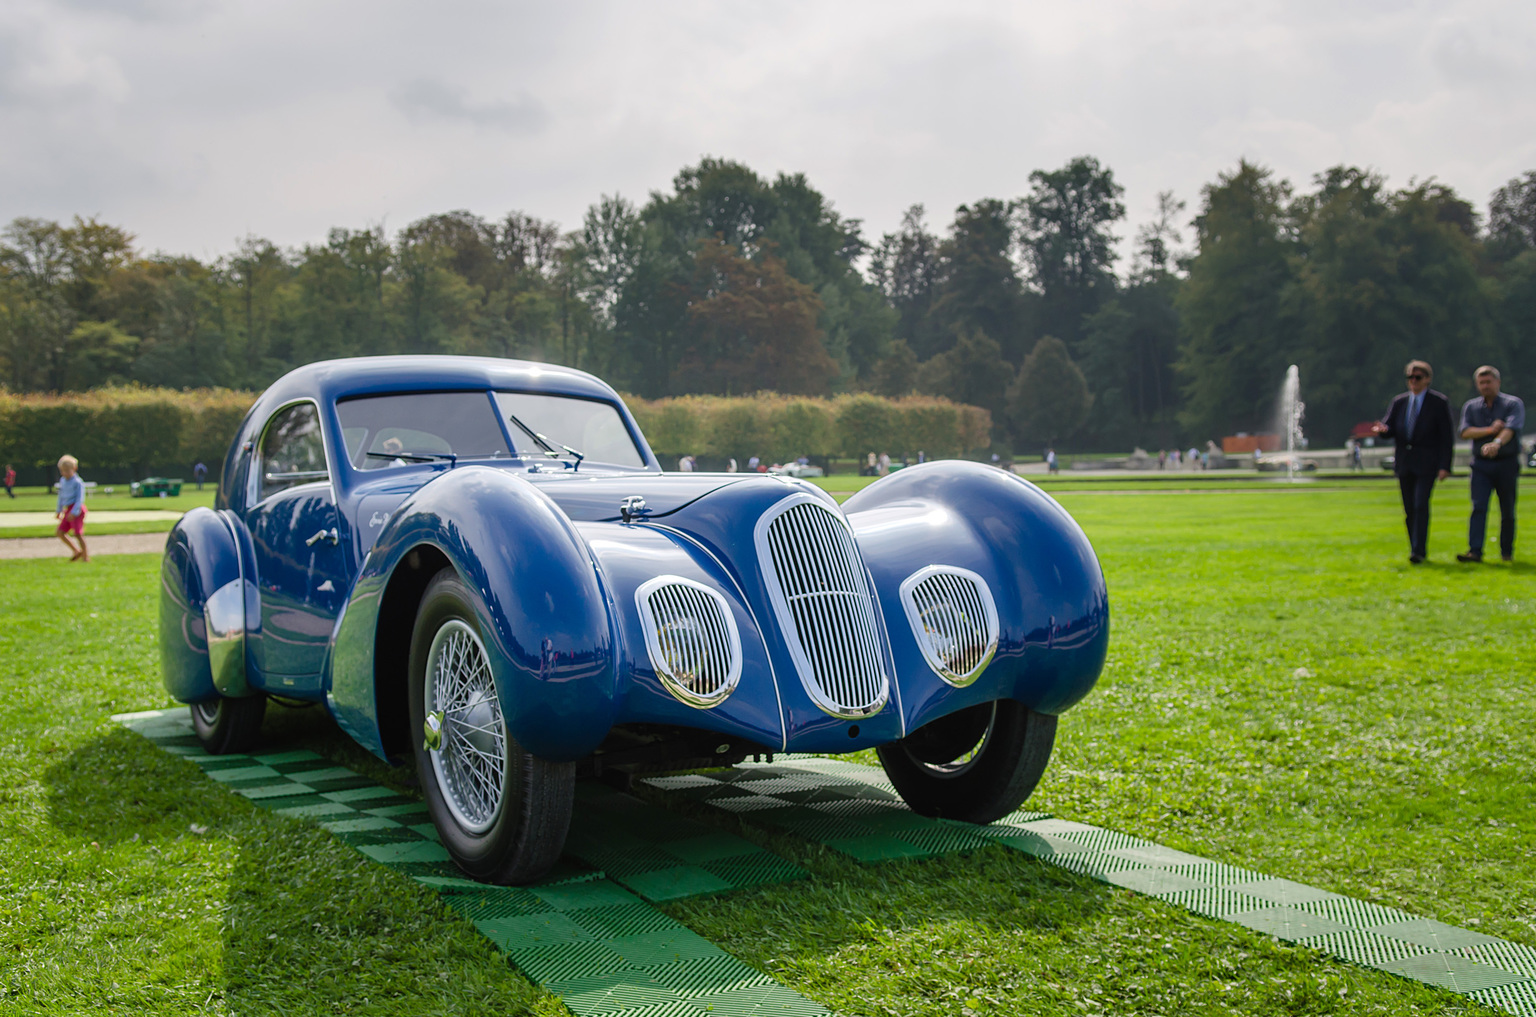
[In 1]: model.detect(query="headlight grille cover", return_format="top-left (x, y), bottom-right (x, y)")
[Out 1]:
top-left (899, 565), bottom-right (999, 686)
top-left (635, 576), bottom-right (741, 708)
top-left (756, 494), bottom-right (889, 718)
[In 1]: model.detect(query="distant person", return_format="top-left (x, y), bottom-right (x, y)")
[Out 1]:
top-left (1200, 448), bottom-right (1210, 470)
top-left (726, 458), bottom-right (738, 473)
top-left (193, 460), bottom-right (208, 489)
top-left (1349, 438), bottom-right (1363, 471)
top-left (747, 455), bottom-right (760, 472)
top-left (1370, 359), bottom-right (1455, 564)
top-left (1188, 446), bottom-right (1199, 470)
top-left (1046, 449), bottom-right (1059, 474)
top-left (877, 452), bottom-right (891, 476)
top-left (3, 463), bottom-right (14, 499)
top-left (916, 450), bottom-right (925, 464)
top-left (1456, 365), bottom-right (1523, 563)
top-left (1158, 449), bottom-right (1167, 470)
top-left (55, 454), bottom-right (89, 562)
top-left (864, 452), bottom-right (877, 477)
top-left (678, 455), bottom-right (694, 472)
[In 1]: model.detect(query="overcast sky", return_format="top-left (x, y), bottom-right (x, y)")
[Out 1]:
top-left (2, 0), bottom-right (1533, 267)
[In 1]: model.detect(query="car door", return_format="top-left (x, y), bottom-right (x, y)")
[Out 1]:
top-left (245, 401), bottom-right (351, 688)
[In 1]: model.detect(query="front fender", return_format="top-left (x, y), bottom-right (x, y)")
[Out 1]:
top-left (160, 507), bottom-right (256, 703)
top-left (331, 467), bottom-right (618, 762)
top-left (844, 462), bottom-right (1109, 729)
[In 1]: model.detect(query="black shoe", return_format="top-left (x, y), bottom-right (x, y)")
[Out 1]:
top-left (1409, 554), bottom-right (1424, 564)
top-left (1502, 554), bottom-right (1514, 563)
top-left (1456, 551), bottom-right (1483, 563)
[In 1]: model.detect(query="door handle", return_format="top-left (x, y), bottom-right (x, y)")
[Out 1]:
top-left (305, 527), bottom-right (338, 547)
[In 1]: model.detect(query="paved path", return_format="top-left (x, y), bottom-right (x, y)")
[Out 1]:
top-left (0, 532), bottom-right (165, 559)
top-left (0, 509), bottom-right (183, 528)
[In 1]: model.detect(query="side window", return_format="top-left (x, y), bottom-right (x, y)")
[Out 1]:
top-left (258, 403), bottom-right (328, 502)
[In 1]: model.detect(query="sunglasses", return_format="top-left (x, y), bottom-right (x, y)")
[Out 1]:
top-left (1406, 372), bottom-right (1427, 380)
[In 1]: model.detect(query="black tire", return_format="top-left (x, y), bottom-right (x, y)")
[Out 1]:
top-left (190, 695), bottom-right (267, 754)
top-left (408, 569), bottom-right (574, 885)
top-left (876, 700), bottom-right (1056, 823)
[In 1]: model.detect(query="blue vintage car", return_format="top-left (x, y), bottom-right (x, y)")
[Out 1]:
top-left (160, 356), bottom-right (1109, 884)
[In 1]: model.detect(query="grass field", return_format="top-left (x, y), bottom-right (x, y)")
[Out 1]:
top-left (1, 482), bottom-right (1530, 1014)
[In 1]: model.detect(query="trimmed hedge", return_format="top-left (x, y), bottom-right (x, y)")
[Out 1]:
top-left (623, 392), bottom-right (991, 461)
top-left (0, 386), bottom-right (990, 483)
top-left (0, 386), bottom-right (254, 482)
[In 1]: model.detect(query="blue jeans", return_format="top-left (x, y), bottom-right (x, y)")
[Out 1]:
top-left (1469, 459), bottom-right (1519, 558)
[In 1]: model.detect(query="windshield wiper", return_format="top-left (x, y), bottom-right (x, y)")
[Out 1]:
top-left (535, 434), bottom-right (584, 472)
top-left (367, 450), bottom-right (458, 465)
top-left (503, 412), bottom-right (583, 472)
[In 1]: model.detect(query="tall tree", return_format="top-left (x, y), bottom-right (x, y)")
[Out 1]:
top-left (1018, 156), bottom-right (1125, 352)
top-left (1488, 171), bottom-right (1536, 262)
top-left (1292, 170), bottom-right (1489, 438)
top-left (1176, 161), bottom-right (1299, 440)
top-left (928, 200), bottom-right (1029, 363)
top-left (677, 237), bottom-right (834, 395)
top-left (224, 236), bottom-right (291, 387)
top-left (869, 205), bottom-right (944, 359)
top-left (1007, 336), bottom-right (1092, 448)
top-left (918, 328), bottom-right (1014, 427)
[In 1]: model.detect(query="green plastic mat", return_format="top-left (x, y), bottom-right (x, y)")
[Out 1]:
top-left (115, 708), bottom-right (829, 1017)
top-left (646, 757), bottom-right (1536, 1015)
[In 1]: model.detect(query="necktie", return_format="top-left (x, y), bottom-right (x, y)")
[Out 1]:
top-left (1406, 394), bottom-right (1420, 436)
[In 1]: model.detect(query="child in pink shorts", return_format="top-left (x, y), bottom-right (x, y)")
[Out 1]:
top-left (55, 454), bottom-right (89, 562)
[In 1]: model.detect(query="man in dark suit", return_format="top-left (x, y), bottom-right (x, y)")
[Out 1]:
top-left (1370, 360), bottom-right (1455, 562)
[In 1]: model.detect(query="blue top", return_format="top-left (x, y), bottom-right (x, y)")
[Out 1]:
top-left (57, 475), bottom-right (84, 514)
top-left (1460, 392), bottom-right (1525, 463)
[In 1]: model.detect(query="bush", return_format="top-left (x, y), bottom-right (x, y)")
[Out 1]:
top-left (621, 391), bottom-right (991, 463)
top-left (0, 385), bottom-right (256, 481)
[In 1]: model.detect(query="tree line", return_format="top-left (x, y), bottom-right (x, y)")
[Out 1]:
top-left (3, 157), bottom-right (1533, 451)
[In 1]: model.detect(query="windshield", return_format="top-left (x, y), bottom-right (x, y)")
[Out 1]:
top-left (337, 391), bottom-right (513, 470)
top-left (495, 392), bottom-right (646, 467)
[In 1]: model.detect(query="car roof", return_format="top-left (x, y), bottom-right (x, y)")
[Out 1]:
top-left (260, 355), bottom-right (623, 407)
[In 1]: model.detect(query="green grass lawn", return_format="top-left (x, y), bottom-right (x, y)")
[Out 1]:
top-left (2, 482), bottom-right (1528, 1014)
top-left (0, 486), bottom-right (218, 514)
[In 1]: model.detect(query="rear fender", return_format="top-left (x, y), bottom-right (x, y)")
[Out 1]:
top-left (159, 507), bottom-right (258, 703)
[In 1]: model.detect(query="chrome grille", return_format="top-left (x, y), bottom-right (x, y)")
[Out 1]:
top-left (636, 577), bottom-right (741, 708)
top-left (900, 566), bottom-right (999, 686)
top-left (757, 496), bottom-right (888, 717)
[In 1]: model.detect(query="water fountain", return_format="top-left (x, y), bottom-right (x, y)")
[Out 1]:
top-left (1279, 364), bottom-right (1305, 482)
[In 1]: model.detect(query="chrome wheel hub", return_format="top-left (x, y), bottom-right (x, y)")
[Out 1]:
top-left (424, 619), bottom-right (506, 834)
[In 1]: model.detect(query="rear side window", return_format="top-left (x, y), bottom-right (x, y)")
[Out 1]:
top-left (337, 391), bottom-right (513, 470)
top-left (259, 403), bottom-right (328, 501)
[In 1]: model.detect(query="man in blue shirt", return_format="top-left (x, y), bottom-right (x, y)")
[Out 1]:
top-left (1456, 366), bottom-right (1524, 563)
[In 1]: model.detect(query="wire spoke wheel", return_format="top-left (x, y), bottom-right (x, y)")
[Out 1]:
top-left (425, 619), bottom-right (506, 834)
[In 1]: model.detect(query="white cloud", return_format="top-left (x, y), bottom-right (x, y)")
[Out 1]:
top-left (0, 0), bottom-right (1531, 265)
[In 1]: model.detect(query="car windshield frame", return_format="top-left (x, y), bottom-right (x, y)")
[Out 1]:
top-left (331, 387), bottom-right (652, 475)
